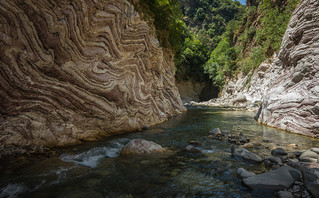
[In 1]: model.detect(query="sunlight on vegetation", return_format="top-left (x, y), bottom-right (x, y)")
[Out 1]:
top-left (137, 0), bottom-right (300, 88)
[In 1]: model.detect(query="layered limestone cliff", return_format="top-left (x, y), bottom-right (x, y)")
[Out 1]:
top-left (0, 0), bottom-right (185, 151)
top-left (218, 0), bottom-right (319, 137)
top-left (257, 0), bottom-right (319, 137)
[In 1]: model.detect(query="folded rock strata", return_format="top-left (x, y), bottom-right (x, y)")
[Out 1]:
top-left (257, 0), bottom-right (319, 137)
top-left (219, 0), bottom-right (319, 137)
top-left (0, 0), bottom-right (185, 150)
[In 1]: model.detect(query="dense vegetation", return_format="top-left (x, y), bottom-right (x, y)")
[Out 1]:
top-left (175, 0), bottom-right (244, 82)
top-left (136, 0), bottom-right (300, 90)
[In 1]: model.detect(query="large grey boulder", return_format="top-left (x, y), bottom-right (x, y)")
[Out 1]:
top-left (271, 148), bottom-right (288, 156)
top-left (299, 150), bottom-right (319, 162)
top-left (231, 146), bottom-right (262, 163)
top-left (120, 139), bottom-right (164, 155)
top-left (300, 163), bottom-right (319, 198)
top-left (310, 148), bottom-right (319, 154)
top-left (278, 191), bottom-right (293, 198)
top-left (243, 166), bottom-right (301, 191)
top-left (237, 168), bottom-right (256, 178)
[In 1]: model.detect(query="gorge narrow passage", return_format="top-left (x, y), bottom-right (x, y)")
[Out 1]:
top-left (1, 107), bottom-right (318, 198)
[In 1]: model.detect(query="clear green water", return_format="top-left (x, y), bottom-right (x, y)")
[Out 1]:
top-left (1, 107), bottom-right (319, 198)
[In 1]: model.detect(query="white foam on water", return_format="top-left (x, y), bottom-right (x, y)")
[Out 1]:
top-left (202, 149), bottom-right (216, 154)
top-left (60, 138), bottom-right (128, 168)
top-left (0, 183), bottom-right (26, 198)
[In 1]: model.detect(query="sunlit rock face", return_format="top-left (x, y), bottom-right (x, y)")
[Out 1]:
top-left (0, 0), bottom-right (185, 148)
top-left (257, 0), bottom-right (319, 137)
top-left (219, 0), bottom-right (319, 137)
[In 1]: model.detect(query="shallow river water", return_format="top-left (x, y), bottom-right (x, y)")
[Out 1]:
top-left (1, 106), bottom-right (319, 198)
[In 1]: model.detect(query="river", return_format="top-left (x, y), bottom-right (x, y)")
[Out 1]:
top-left (1, 106), bottom-right (319, 198)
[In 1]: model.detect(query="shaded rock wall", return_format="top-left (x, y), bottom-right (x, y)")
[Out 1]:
top-left (176, 81), bottom-right (205, 103)
top-left (219, 0), bottom-right (319, 137)
top-left (0, 0), bottom-right (185, 149)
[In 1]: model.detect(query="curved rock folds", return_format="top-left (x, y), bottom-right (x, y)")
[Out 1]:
top-left (257, 0), bottom-right (319, 137)
top-left (0, 0), bottom-right (185, 148)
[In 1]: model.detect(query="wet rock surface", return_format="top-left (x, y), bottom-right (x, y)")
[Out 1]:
top-left (231, 145), bottom-right (262, 163)
top-left (120, 139), bottom-right (165, 155)
top-left (237, 168), bottom-right (256, 178)
top-left (243, 166), bottom-right (301, 191)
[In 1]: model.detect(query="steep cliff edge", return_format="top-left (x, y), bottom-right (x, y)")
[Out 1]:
top-left (219, 0), bottom-right (319, 137)
top-left (0, 0), bottom-right (185, 152)
top-left (257, 0), bottom-right (319, 137)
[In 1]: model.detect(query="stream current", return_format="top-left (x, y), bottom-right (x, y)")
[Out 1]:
top-left (1, 106), bottom-right (319, 198)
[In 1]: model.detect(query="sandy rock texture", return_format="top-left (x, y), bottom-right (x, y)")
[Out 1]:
top-left (0, 0), bottom-right (185, 150)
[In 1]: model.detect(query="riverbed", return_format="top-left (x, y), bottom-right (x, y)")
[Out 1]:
top-left (1, 106), bottom-right (319, 198)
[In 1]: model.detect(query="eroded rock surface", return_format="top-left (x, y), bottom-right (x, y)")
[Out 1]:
top-left (0, 0), bottom-right (185, 151)
top-left (243, 166), bottom-right (301, 191)
top-left (256, 0), bottom-right (319, 137)
top-left (216, 0), bottom-right (319, 137)
top-left (120, 139), bottom-right (164, 155)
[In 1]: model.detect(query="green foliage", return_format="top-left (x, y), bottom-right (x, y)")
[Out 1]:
top-left (256, 0), bottom-right (300, 55)
top-left (138, 0), bottom-right (186, 51)
top-left (203, 0), bottom-right (300, 88)
top-left (242, 46), bottom-right (265, 75)
top-left (175, 0), bottom-right (244, 82)
top-left (203, 21), bottom-right (241, 87)
top-left (138, 0), bottom-right (299, 91)
top-left (237, 0), bottom-right (300, 70)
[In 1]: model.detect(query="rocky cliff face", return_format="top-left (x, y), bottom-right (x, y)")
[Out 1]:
top-left (257, 0), bottom-right (319, 137)
top-left (0, 0), bottom-right (185, 150)
top-left (219, 0), bottom-right (319, 137)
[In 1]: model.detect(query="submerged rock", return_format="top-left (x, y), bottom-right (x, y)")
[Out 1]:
top-left (278, 191), bottom-right (293, 198)
top-left (237, 168), bottom-right (256, 178)
top-left (185, 145), bottom-right (203, 154)
top-left (265, 156), bottom-right (283, 166)
top-left (120, 139), bottom-right (164, 155)
top-left (231, 145), bottom-right (262, 163)
top-left (209, 128), bottom-right (222, 136)
top-left (188, 141), bottom-right (203, 146)
top-left (271, 148), bottom-right (288, 156)
top-left (243, 166), bottom-right (301, 191)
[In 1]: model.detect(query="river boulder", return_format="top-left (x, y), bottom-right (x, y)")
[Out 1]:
top-left (185, 145), bottom-right (203, 154)
top-left (300, 163), bottom-right (319, 198)
top-left (237, 168), bottom-right (256, 178)
top-left (120, 139), bottom-right (164, 155)
top-left (271, 148), bottom-right (288, 156)
top-left (231, 145), bottom-right (262, 163)
top-left (299, 150), bottom-right (319, 163)
top-left (243, 166), bottom-right (301, 191)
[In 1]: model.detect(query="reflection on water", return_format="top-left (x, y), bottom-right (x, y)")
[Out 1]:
top-left (1, 107), bottom-right (319, 198)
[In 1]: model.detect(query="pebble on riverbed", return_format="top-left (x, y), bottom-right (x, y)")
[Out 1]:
top-left (231, 145), bottom-right (262, 163)
top-left (208, 128), bottom-right (250, 145)
top-left (236, 146), bottom-right (319, 198)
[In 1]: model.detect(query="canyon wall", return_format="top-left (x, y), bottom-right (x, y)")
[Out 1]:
top-left (219, 0), bottom-right (319, 137)
top-left (0, 0), bottom-right (185, 150)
